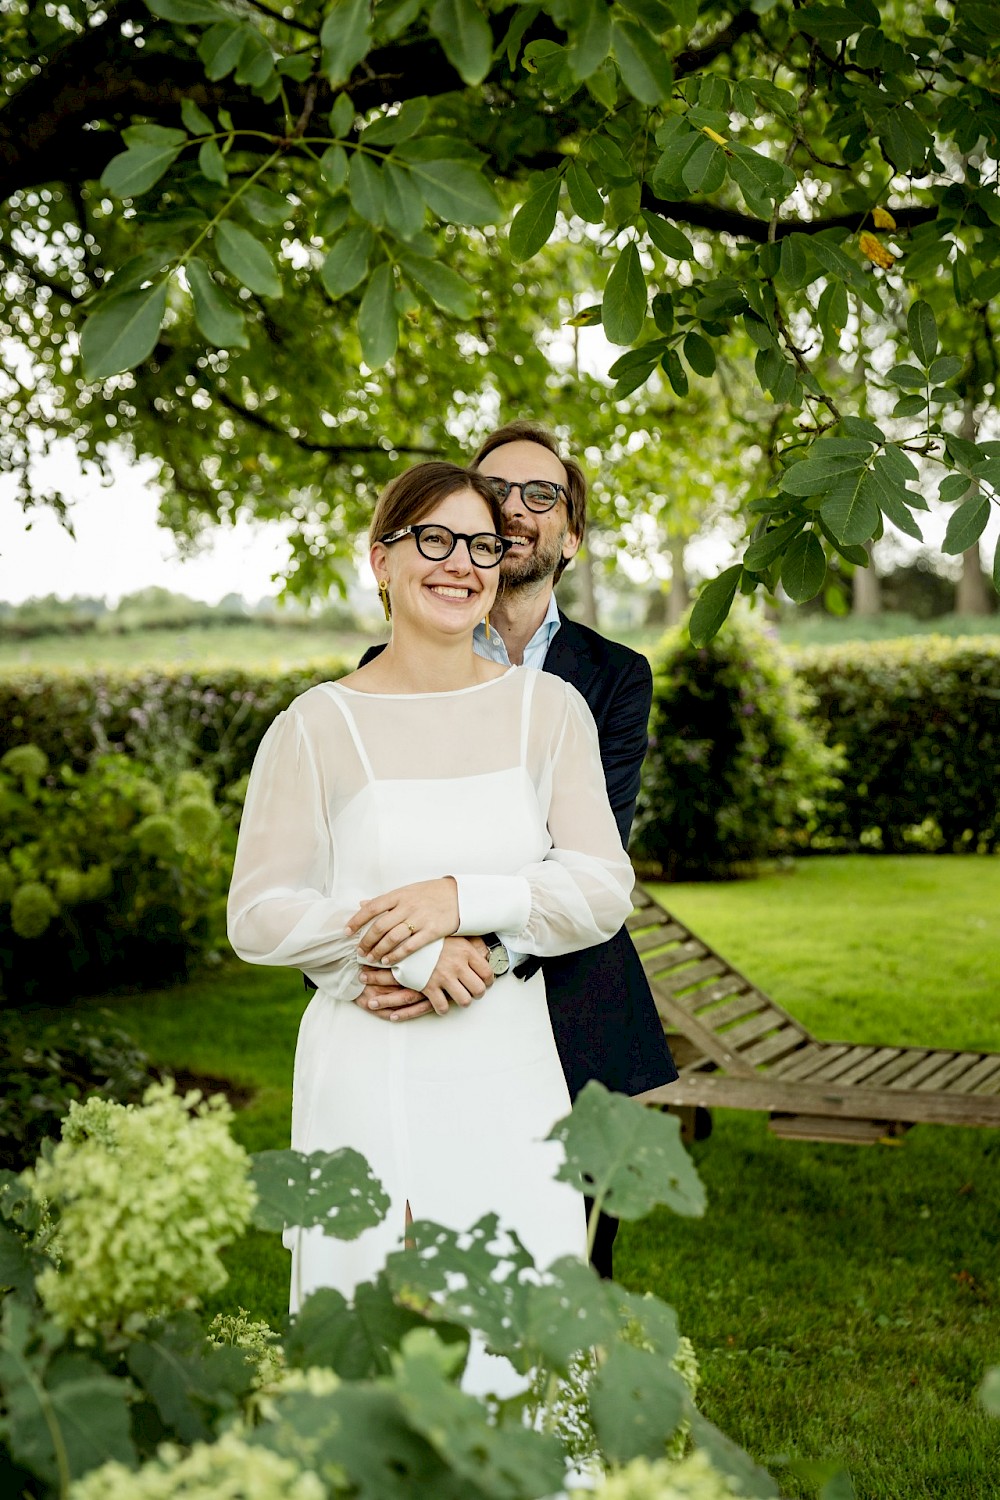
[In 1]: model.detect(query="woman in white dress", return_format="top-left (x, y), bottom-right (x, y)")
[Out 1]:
top-left (227, 463), bottom-right (634, 1383)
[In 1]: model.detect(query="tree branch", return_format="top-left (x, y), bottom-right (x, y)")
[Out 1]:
top-left (211, 387), bottom-right (444, 459)
top-left (640, 188), bottom-right (939, 241)
top-left (674, 5), bottom-right (762, 76)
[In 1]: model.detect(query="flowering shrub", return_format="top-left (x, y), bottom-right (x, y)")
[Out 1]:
top-left (23, 1085), bottom-right (255, 1335)
top-left (581, 1451), bottom-right (743, 1500)
top-left (69, 1432), bottom-right (325, 1500)
top-left (0, 747), bottom-right (233, 997)
top-left (634, 616), bottom-right (841, 877)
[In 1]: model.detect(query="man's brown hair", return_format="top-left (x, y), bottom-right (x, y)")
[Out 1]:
top-left (471, 420), bottom-right (587, 582)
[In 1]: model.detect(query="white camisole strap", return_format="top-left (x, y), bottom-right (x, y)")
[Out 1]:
top-left (316, 682), bottom-right (375, 781)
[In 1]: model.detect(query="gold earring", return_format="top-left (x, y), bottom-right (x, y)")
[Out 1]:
top-left (378, 580), bottom-right (391, 621)
top-left (483, 612), bottom-right (491, 641)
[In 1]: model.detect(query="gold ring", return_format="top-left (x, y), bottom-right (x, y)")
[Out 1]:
top-left (406, 922), bottom-right (415, 935)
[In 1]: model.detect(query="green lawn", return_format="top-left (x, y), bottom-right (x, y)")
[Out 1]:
top-left (44, 855), bottom-right (1000, 1499)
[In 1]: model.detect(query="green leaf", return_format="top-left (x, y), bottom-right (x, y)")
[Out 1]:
top-left (122, 122), bottom-right (187, 150)
top-left (362, 98), bottom-right (429, 146)
top-left (520, 1256), bottom-right (622, 1370)
top-left (383, 161), bottom-right (425, 239)
top-left (565, 160), bottom-right (605, 223)
top-left (243, 185), bottom-right (291, 225)
top-left (728, 142), bottom-right (790, 207)
top-left (681, 135), bottom-right (727, 194)
top-left (641, 210), bottom-right (693, 259)
top-left (0, 1302), bottom-right (137, 1486)
top-left (795, 4), bottom-right (866, 41)
top-left (197, 138), bottom-right (227, 184)
top-left (780, 454), bottom-right (862, 498)
top-left (612, 21), bottom-right (673, 104)
top-left (428, 0), bottom-right (493, 85)
top-left (358, 262), bottom-right (399, 369)
top-left (146, 0), bottom-right (226, 19)
top-left (891, 393), bottom-right (925, 419)
top-left (215, 221), bottom-right (282, 298)
top-left (589, 1343), bottom-right (688, 1462)
top-left (0, 1222), bottom-right (35, 1297)
top-left (409, 161), bottom-right (501, 226)
top-left (320, 144), bottom-right (348, 193)
top-left (661, 346), bottom-right (688, 396)
top-left (321, 0), bottom-right (372, 86)
top-left (549, 1081), bottom-right (706, 1220)
top-left (349, 153), bottom-right (387, 226)
top-left (101, 143), bottom-right (182, 197)
top-left (907, 299), bottom-right (938, 366)
top-left (683, 331), bottom-right (716, 377)
top-left (781, 530), bottom-right (827, 602)
top-left (567, 0), bottom-right (613, 80)
top-left (840, 415), bottom-right (884, 443)
top-left (277, 53), bottom-right (314, 80)
top-left (861, 459), bottom-right (923, 541)
top-left (779, 233), bottom-right (809, 288)
top-left (198, 19), bottom-right (246, 80)
top-left (394, 1328), bottom-right (566, 1496)
top-left (398, 251), bottom-right (477, 318)
top-left (602, 242), bottom-right (646, 345)
top-left (234, 26), bottom-right (274, 88)
top-left (384, 1213), bottom-right (533, 1356)
top-left (939, 473), bottom-right (972, 504)
top-left (886, 363), bottom-right (925, 390)
top-left (285, 1275), bottom-right (443, 1379)
top-left (942, 493), bottom-right (990, 554)
top-left (127, 1311), bottom-right (254, 1444)
top-left (820, 470), bottom-right (879, 546)
top-left (252, 1145), bottom-right (390, 1235)
top-left (509, 174), bottom-right (562, 262)
top-left (928, 355), bottom-right (962, 384)
top-left (330, 93), bottom-right (355, 136)
top-left (994, 539), bottom-right (1000, 596)
top-left (186, 256), bottom-right (249, 347)
top-left (180, 97), bottom-right (215, 134)
top-left (688, 1410), bottom-right (781, 1498)
top-left (744, 515), bottom-right (806, 570)
top-left (318, 198), bottom-right (351, 237)
top-left (81, 281), bottom-right (168, 380)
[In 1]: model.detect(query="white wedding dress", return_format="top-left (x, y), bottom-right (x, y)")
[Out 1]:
top-left (228, 666), bottom-right (634, 1390)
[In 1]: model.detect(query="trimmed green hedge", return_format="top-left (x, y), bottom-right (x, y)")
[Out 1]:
top-left (792, 636), bottom-right (1000, 854)
top-left (0, 662), bottom-right (350, 784)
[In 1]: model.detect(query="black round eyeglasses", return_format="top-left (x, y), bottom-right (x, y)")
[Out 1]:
top-left (480, 477), bottom-right (568, 513)
top-left (378, 524), bottom-right (514, 568)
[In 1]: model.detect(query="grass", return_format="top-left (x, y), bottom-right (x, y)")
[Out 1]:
top-left (31, 854), bottom-right (1000, 1498)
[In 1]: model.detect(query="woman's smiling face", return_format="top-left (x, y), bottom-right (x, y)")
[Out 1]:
top-left (371, 487), bottom-right (502, 639)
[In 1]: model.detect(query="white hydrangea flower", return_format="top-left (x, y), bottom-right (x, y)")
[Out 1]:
top-left (69, 1431), bottom-right (325, 1500)
top-left (26, 1083), bottom-right (255, 1335)
top-left (579, 1450), bottom-right (743, 1500)
top-left (209, 1309), bottom-right (285, 1388)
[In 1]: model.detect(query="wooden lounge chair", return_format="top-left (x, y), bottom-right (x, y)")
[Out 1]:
top-left (629, 886), bottom-right (1000, 1144)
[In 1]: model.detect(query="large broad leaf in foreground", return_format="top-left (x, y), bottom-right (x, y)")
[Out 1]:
top-left (251, 1147), bottom-right (390, 1238)
top-left (126, 1310), bottom-right (255, 1444)
top-left (285, 1274), bottom-right (467, 1381)
top-left (547, 1081), bottom-right (706, 1220)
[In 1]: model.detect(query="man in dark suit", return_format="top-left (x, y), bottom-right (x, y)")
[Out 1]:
top-left (355, 420), bottom-right (678, 1276)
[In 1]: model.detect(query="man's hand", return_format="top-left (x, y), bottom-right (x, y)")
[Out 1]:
top-left (354, 937), bottom-right (493, 1022)
top-left (348, 877), bottom-right (459, 965)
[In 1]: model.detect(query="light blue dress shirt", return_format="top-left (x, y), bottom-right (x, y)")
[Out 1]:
top-left (473, 589), bottom-right (561, 668)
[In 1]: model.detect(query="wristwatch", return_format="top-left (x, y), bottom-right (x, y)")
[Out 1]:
top-left (482, 933), bottom-right (510, 977)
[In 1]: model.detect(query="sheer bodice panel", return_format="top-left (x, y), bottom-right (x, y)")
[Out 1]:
top-left (228, 668), bottom-right (634, 1001)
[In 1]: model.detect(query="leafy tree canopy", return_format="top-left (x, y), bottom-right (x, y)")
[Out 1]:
top-left (2, 0), bottom-right (999, 635)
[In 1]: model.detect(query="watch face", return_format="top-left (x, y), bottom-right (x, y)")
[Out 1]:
top-left (488, 944), bottom-right (510, 976)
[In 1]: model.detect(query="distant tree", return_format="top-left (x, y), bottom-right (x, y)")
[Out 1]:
top-left (3, 0), bottom-right (1000, 637)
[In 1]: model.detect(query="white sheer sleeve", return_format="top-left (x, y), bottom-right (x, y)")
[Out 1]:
top-left (453, 678), bottom-right (634, 957)
top-left (227, 707), bottom-right (364, 1001)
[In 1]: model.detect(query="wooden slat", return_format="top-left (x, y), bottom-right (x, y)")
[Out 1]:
top-left (775, 1044), bottom-right (851, 1082)
top-left (914, 1052), bottom-right (984, 1091)
top-left (769, 1114), bottom-right (890, 1145)
top-left (646, 941), bottom-right (709, 975)
top-left (740, 1028), bottom-right (808, 1069)
top-left (652, 957), bottom-right (728, 995)
top-left (769, 1042), bottom-right (828, 1079)
top-left (632, 923), bottom-right (689, 954)
top-left (694, 992), bottom-right (764, 1029)
top-left (887, 1052), bottom-right (957, 1091)
top-left (950, 1056), bottom-right (1000, 1094)
top-left (721, 1008), bottom-right (790, 1052)
top-left (642, 1073), bottom-right (1000, 1128)
top-left (835, 1047), bottom-right (902, 1087)
top-left (857, 1050), bottom-right (930, 1089)
top-left (807, 1046), bottom-right (876, 1083)
top-left (676, 974), bottom-right (747, 1009)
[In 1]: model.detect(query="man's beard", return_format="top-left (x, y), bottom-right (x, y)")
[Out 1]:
top-left (499, 526), bottom-right (567, 588)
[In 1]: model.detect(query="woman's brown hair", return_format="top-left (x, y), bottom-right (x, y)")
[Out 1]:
top-left (369, 461), bottom-right (504, 548)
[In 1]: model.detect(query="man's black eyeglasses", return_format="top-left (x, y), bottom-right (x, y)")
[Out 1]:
top-left (481, 477), bottom-right (568, 513)
top-left (379, 524), bottom-right (513, 568)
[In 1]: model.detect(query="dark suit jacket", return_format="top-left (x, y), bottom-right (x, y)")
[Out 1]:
top-left (361, 612), bottom-right (677, 1100)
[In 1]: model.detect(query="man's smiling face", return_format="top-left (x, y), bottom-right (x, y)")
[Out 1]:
top-left (476, 440), bottom-right (581, 589)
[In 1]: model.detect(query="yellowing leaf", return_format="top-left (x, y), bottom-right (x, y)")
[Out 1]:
top-left (873, 206), bottom-right (896, 229)
top-left (701, 126), bottom-right (729, 148)
top-left (859, 231), bottom-right (895, 269)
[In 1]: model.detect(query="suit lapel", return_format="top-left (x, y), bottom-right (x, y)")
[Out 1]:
top-left (543, 612), bottom-right (602, 704)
